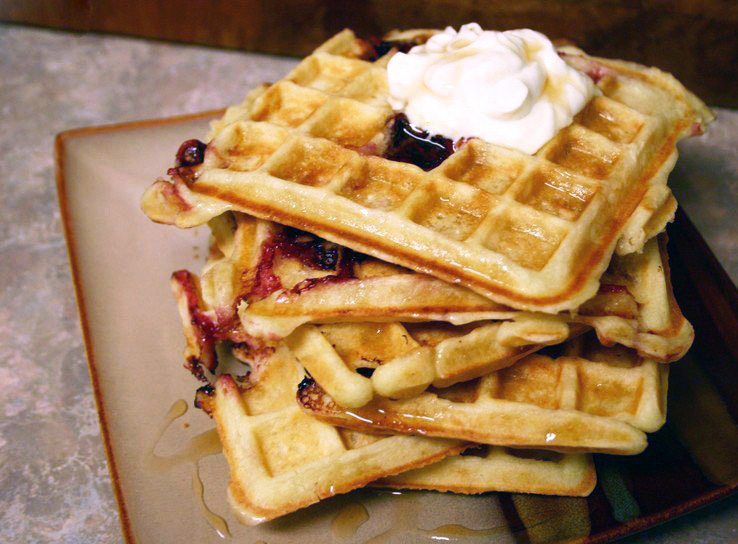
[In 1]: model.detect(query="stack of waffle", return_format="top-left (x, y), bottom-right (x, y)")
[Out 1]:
top-left (142, 29), bottom-right (712, 524)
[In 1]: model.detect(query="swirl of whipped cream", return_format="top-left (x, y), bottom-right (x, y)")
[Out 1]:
top-left (387, 23), bottom-right (598, 154)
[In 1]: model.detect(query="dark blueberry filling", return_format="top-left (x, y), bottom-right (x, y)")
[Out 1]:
top-left (280, 229), bottom-right (343, 271)
top-left (246, 229), bottom-right (365, 301)
top-left (297, 375), bottom-right (315, 392)
top-left (356, 367), bottom-right (376, 378)
top-left (359, 34), bottom-right (423, 62)
top-left (383, 114), bottom-right (455, 171)
top-left (193, 384), bottom-right (216, 415)
top-left (175, 139), bottom-right (207, 167)
top-left (194, 384), bottom-right (215, 406)
top-left (370, 39), bottom-right (418, 61)
top-left (185, 356), bottom-right (209, 383)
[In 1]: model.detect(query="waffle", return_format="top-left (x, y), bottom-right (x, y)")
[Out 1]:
top-left (212, 345), bottom-right (465, 525)
top-left (206, 212), bottom-right (516, 337)
top-left (617, 177), bottom-right (677, 256)
top-left (185, 289), bottom-right (594, 523)
top-left (379, 447), bottom-right (596, 496)
top-left (175, 257), bottom-right (574, 404)
top-left (142, 29), bottom-right (712, 313)
top-left (199, 213), bottom-right (691, 366)
top-left (289, 320), bottom-right (577, 406)
top-left (577, 235), bottom-right (693, 362)
top-left (174, 213), bottom-right (576, 396)
top-left (298, 334), bottom-right (665, 455)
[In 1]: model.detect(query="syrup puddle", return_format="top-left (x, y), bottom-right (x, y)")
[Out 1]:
top-left (367, 524), bottom-right (504, 543)
top-left (148, 402), bottom-right (511, 542)
top-left (418, 523), bottom-right (506, 541)
top-left (364, 491), bottom-right (506, 543)
top-left (331, 502), bottom-right (369, 539)
top-left (147, 399), bottom-right (230, 539)
top-left (145, 426), bottom-right (222, 470)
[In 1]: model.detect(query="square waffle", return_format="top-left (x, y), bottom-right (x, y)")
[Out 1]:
top-left (577, 234), bottom-right (693, 362)
top-left (209, 212), bottom-right (516, 337)
top-left (297, 333), bottom-right (665, 455)
top-left (379, 447), bottom-right (596, 496)
top-left (211, 345), bottom-right (465, 524)
top-left (174, 213), bottom-right (577, 393)
top-left (196, 213), bottom-right (691, 369)
top-left (142, 29), bottom-right (712, 312)
top-left (172, 257), bottom-right (575, 403)
top-left (172, 258), bottom-right (600, 506)
top-left (286, 320), bottom-right (576, 407)
top-left (186, 299), bottom-right (601, 521)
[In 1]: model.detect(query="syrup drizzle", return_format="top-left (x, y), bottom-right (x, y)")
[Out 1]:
top-left (192, 462), bottom-right (231, 539)
top-left (147, 400), bottom-right (231, 539)
top-left (147, 399), bottom-right (188, 460)
top-left (362, 490), bottom-right (415, 544)
top-left (331, 502), bottom-right (369, 539)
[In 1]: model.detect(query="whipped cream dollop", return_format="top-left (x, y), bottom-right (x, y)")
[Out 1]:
top-left (386, 23), bottom-right (598, 154)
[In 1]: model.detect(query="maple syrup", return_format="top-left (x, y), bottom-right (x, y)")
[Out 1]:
top-left (192, 462), bottom-right (231, 539)
top-left (331, 502), bottom-right (369, 539)
top-left (147, 400), bottom-right (231, 539)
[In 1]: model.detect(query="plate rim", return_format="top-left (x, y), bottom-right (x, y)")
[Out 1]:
top-left (54, 111), bottom-right (738, 544)
top-left (55, 109), bottom-right (222, 544)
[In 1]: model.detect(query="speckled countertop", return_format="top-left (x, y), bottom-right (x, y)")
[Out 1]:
top-left (0, 24), bottom-right (736, 544)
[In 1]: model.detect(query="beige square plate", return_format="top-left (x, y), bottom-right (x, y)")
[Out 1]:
top-left (56, 112), bottom-right (738, 543)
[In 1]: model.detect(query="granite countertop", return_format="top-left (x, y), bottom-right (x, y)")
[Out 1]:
top-left (0, 24), bottom-right (736, 543)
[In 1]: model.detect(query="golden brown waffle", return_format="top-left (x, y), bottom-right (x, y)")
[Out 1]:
top-left (298, 334), bottom-right (665, 455)
top-left (173, 269), bottom-right (600, 505)
top-left (577, 235), bottom-right (693, 362)
top-left (617, 180), bottom-right (677, 256)
top-left (178, 213), bottom-right (576, 396)
top-left (212, 345), bottom-right (465, 525)
top-left (173, 254), bottom-right (573, 404)
top-left (142, 29), bottom-right (711, 312)
top-left (178, 283), bottom-right (595, 521)
top-left (172, 260), bottom-right (665, 448)
top-left (199, 213), bottom-right (691, 366)
top-left (287, 320), bottom-right (575, 406)
top-left (205, 212), bottom-right (516, 337)
top-left (379, 447), bottom-right (596, 496)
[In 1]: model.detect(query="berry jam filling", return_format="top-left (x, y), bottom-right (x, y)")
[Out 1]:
top-left (246, 229), bottom-right (365, 301)
top-left (172, 269), bottom-right (247, 374)
top-left (598, 283), bottom-right (630, 295)
top-left (356, 367), bottom-right (376, 378)
top-left (194, 384), bottom-right (215, 415)
top-left (297, 375), bottom-right (316, 392)
top-left (384, 114), bottom-right (455, 171)
top-left (279, 228), bottom-right (344, 270)
top-left (360, 36), bottom-right (420, 61)
top-left (185, 356), bottom-right (210, 383)
top-left (557, 52), bottom-right (613, 84)
top-left (248, 241), bottom-right (284, 301)
top-left (175, 139), bottom-right (207, 167)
